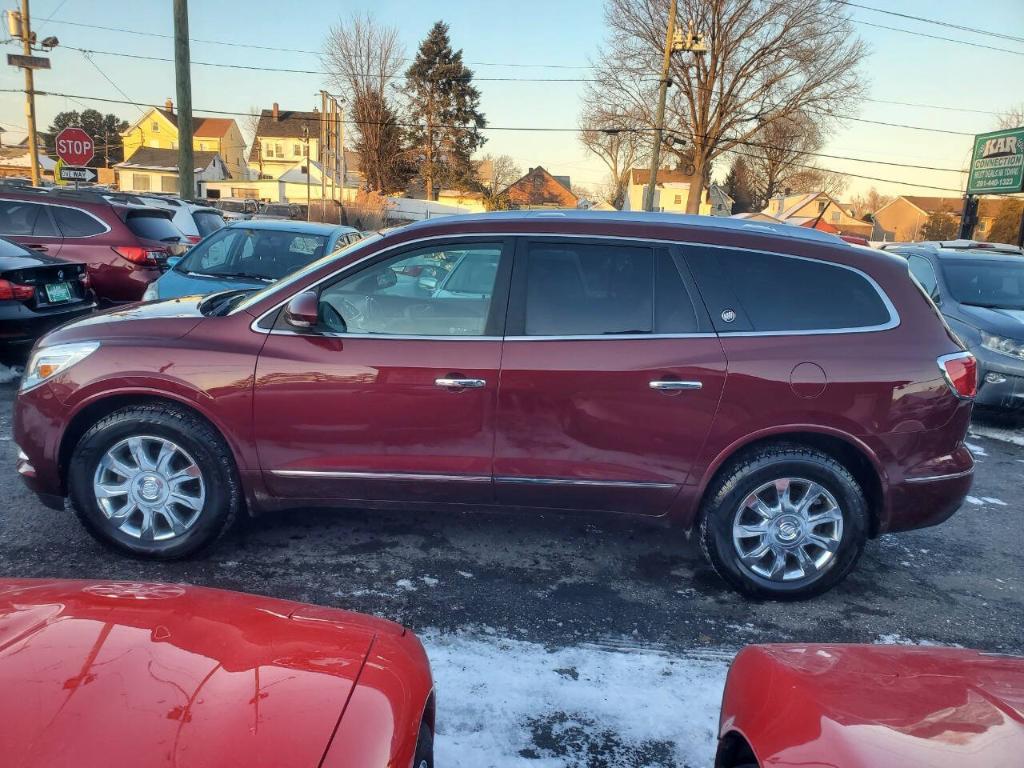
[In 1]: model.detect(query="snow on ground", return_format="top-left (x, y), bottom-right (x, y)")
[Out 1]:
top-left (423, 631), bottom-right (731, 768)
top-left (971, 425), bottom-right (1024, 448)
top-left (965, 441), bottom-right (988, 457)
top-left (0, 365), bottom-right (21, 385)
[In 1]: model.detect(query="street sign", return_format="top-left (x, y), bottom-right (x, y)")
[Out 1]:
top-left (6, 53), bottom-right (50, 69)
top-left (55, 127), bottom-right (95, 167)
top-left (966, 126), bottom-right (1024, 195)
top-left (58, 166), bottom-right (97, 184)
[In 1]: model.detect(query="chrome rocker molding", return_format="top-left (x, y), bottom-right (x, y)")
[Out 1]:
top-left (494, 476), bottom-right (676, 489)
top-left (269, 469), bottom-right (676, 489)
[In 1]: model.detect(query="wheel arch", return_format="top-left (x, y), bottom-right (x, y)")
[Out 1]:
top-left (715, 729), bottom-right (760, 768)
top-left (694, 428), bottom-right (886, 537)
top-left (58, 391), bottom-right (245, 496)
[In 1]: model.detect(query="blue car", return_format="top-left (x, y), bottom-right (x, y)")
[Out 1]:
top-left (142, 220), bottom-right (362, 301)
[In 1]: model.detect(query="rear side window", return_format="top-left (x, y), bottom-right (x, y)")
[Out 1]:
top-left (908, 255), bottom-right (938, 297)
top-left (686, 247), bottom-right (892, 332)
top-left (0, 200), bottom-right (56, 236)
top-left (52, 206), bottom-right (106, 237)
top-left (126, 212), bottom-right (183, 243)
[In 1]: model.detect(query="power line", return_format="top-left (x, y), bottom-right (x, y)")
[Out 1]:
top-left (853, 19), bottom-right (1024, 56)
top-left (78, 51), bottom-right (146, 116)
top-left (8, 88), bottom-right (972, 178)
top-left (833, 1), bottom-right (1024, 45)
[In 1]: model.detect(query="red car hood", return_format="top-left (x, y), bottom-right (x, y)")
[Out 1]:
top-left (40, 295), bottom-right (209, 346)
top-left (0, 579), bottom-right (404, 768)
top-left (726, 644), bottom-right (1024, 768)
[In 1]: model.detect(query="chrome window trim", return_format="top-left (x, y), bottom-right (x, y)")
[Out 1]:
top-left (270, 469), bottom-right (490, 483)
top-left (903, 468), bottom-right (974, 484)
top-left (248, 231), bottom-right (900, 339)
top-left (494, 476), bottom-right (676, 489)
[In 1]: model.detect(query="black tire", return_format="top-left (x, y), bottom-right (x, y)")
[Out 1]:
top-left (699, 443), bottom-right (869, 600)
top-left (68, 404), bottom-right (241, 559)
top-left (412, 721), bottom-right (434, 768)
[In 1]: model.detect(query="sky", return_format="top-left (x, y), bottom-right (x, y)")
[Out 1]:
top-left (1, 0), bottom-right (1023, 203)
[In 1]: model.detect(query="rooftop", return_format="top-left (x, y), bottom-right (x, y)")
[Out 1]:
top-left (117, 147), bottom-right (221, 171)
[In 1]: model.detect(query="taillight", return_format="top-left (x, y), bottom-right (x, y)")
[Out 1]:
top-left (0, 279), bottom-right (35, 302)
top-left (112, 246), bottom-right (164, 267)
top-left (186, 235), bottom-right (201, 244)
top-left (938, 352), bottom-right (977, 399)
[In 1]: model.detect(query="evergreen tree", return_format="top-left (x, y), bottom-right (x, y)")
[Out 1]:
top-left (921, 212), bottom-right (958, 241)
top-left (723, 156), bottom-right (755, 213)
top-left (352, 91), bottom-right (412, 194)
top-left (405, 21), bottom-right (486, 199)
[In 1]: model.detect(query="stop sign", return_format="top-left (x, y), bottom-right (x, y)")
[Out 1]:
top-left (55, 127), bottom-right (95, 167)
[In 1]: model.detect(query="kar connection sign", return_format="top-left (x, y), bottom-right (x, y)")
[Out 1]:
top-left (966, 126), bottom-right (1024, 195)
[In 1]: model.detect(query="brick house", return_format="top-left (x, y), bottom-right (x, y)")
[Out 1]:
top-left (503, 166), bottom-right (578, 209)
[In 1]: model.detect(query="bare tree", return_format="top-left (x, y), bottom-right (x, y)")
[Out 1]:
top-left (997, 104), bottom-right (1024, 130)
top-left (740, 111), bottom-right (829, 208)
top-left (848, 186), bottom-right (893, 221)
top-left (578, 97), bottom-right (648, 209)
top-left (478, 153), bottom-right (522, 192)
top-left (593, 0), bottom-right (867, 213)
top-left (323, 13), bottom-right (411, 193)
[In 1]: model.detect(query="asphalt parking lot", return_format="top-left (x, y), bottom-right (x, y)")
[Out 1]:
top-left (1, 382), bottom-right (1022, 766)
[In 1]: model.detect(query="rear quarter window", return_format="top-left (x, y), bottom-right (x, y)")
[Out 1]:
top-left (52, 206), bottom-right (106, 237)
top-left (685, 246), bottom-right (893, 333)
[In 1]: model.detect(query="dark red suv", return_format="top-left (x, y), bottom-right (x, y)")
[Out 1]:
top-left (12, 212), bottom-right (977, 598)
top-left (0, 189), bottom-right (187, 303)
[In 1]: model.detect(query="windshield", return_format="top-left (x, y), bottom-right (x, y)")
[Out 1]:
top-left (175, 226), bottom-right (335, 282)
top-left (232, 233), bottom-right (384, 313)
top-left (193, 210), bottom-right (225, 237)
top-left (126, 211), bottom-right (184, 243)
top-left (942, 259), bottom-right (1024, 310)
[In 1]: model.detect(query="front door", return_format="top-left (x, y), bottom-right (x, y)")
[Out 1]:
top-left (494, 237), bottom-right (728, 515)
top-left (253, 238), bottom-right (512, 504)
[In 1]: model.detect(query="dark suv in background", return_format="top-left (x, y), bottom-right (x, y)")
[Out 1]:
top-left (889, 240), bottom-right (1024, 410)
top-left (0, 188), bottom-right (188, 303)
top-left (14, 212), bottom-right (977, 599)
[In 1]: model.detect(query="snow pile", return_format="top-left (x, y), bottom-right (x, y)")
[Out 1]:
top-left (971, 425), bottom-right (1024, 448)
top-left (0, 365), bottom-right (22, 385)
top-left (423, 631), bottom-right (730, 767)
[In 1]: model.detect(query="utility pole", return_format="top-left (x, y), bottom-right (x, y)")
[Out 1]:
top-left (173, 0), bottom-right (194, 199)
top-left (320, 91), bottom-right (327, 222)
top-left (644, 0), bottom-right (677, 213)
top-left (19, 0), bottom-right (40, 187)
top-left (957, 194), bottom-right (978, 240)
top-left (303, 124), bottom-right (311, 220)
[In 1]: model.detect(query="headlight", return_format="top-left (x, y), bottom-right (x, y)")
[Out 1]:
top-left (142, 282), bottom-right (159, 302)
top-left (980, 331), bottom-right (1024, 360)
top-left (20, 341), bottom-right (101, 392)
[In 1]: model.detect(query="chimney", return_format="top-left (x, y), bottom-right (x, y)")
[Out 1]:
top-left (272, 102), bottom-right (280, 122)
top-left (165, 98), bottom-right (173, 114)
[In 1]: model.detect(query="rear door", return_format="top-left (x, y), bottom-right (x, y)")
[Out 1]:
top-left (493, 237), bottom-right (728, 515)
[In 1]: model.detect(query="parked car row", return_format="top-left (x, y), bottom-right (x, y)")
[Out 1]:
top-left (4, 578), bottom-right (1020, 768)
top-left (13, 211), bottom-right (980, 600)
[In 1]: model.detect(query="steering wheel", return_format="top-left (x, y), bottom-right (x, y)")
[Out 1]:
top-left (319, 297), bottom-right (365, 333)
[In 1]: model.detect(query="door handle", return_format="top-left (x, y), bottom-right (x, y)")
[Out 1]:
top-left (649, 380), bottom-right (702, 391)
top-left (27, 244), bottom-right (48, 252)
top-left (435, 377), bottom-right (486, 390)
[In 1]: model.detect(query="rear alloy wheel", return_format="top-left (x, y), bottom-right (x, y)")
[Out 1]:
top-left (700, 444), bottom-right (868, 600)
top-left (69, 404), bottom-right (240, 559)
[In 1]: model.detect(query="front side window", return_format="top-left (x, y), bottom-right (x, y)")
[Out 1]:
top-left (317, 243), bottom-right (502, 336)
top-left (686, 247), bottom-right (892, 332)
top-left (176, 227), bottom-right (330, 281)
top-left (0, 200), bottom-right (55, 236)
top-left (523, 242), bottom-right (655, 336)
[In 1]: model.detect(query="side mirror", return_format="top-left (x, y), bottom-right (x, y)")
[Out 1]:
top-left (284, 290), bottom-right (319, 330)
top-left (418, 275), bottom-right (438, 292)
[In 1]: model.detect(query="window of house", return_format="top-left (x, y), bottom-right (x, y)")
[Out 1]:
top-left (317, 243), bottom-right (503, 336)
top-left (293, 143), bottom-right (302, 157)
top-left (685, 247), bottom-right (892, 332)
top-left (232, 188), bottom-right (260, 198)
top-left (133, 174), bottom-right (151, 192)
top-left (198, 142), bottom-right (207, 151)
top-left (151, 122), bottom-right (159, 132)
top-left (275, 143), bottom-right (284, 158)
top-left (817, 200), bottom-right (827, 214)
top-left (830, 211), bottom-right (840, 224)
top-left (161, 176), bottom-right (178, 193)
top-left (673, 194), bottom-right (682, 204)
top-left (51, 206), bottom-right (105, 237)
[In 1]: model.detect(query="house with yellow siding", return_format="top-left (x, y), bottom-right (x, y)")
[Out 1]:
top-left (120, 99), bottom-right (247, 179)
